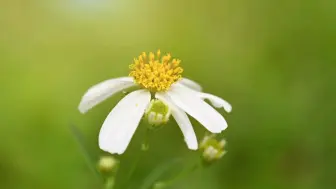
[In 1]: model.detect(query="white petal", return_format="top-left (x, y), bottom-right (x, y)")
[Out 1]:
top-left (198, 93), bottom-right (232, 113)
top-left (167, 84), bottom-right (227, 133)
top-left (99, 89), bottom-right (151, 154)
top-left (78, 77), bottom-right (136, 113)
top-left (175, 83), bottom-right (232, 113)
top-left (179, 78), bottom-right (203, 92)
top-left (156, 92), bottom-right (198, 150)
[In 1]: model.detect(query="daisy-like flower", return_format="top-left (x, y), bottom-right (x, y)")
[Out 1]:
top-left (78, 50), bottom-right (232, 154)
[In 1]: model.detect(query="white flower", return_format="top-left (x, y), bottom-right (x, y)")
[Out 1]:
top-left (78, 50), bottom-right (232, 154)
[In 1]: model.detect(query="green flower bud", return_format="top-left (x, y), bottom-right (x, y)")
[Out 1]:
top-left (145, 99), bottom-right (171, 129)
top-left (199, 135), bottom-right (227, 163)
top-left (97, 156), bottom-right (119, 174)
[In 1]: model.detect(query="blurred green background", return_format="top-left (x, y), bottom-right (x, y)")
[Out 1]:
top-left (1, 0), bottom-right (335, 188)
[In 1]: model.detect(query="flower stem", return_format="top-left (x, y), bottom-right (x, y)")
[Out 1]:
top-left (104, 177), bottom-right (115, 189)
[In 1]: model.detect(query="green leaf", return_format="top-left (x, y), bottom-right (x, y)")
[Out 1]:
top-left (70, 124), bottom-right (103, 182)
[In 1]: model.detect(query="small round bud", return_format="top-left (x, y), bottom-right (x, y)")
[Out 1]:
top-left (97, 156), bottom-right (119, 174)
top-left (145, 99), bottom-right (171, 129)
top-left (199, 135), bottom-right (227, 163)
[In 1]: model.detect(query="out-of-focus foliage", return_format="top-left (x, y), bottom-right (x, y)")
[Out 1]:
top-left (0, 0), bottom-right (335, 188)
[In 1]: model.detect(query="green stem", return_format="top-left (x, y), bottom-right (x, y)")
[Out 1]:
top-left (104, 177), bottom-right (115, 189)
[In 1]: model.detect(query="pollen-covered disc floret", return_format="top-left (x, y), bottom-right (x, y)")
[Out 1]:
top-left (129, 50), bottom-right (183, 92)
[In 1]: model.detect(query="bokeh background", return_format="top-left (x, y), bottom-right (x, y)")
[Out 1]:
top-left (1, 0), bottom-right (335, 188)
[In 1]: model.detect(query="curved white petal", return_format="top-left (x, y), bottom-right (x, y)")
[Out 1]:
top-left (78, 77), bottom-right (136, 113)
top-left (167, 84), bottom-right (227, 133)
top-left (156, 92), bottom-right (198, 150)
top-left (99, 89), bottom-right (151, 154)
top-left (179, 78), bottom-right (202, 92)
top-left (198, 93), bottom-right (232, 113)
top-left (175, 83), bottom-right (232, 113)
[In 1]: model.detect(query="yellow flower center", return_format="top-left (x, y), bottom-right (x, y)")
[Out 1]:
top-left (129, 50), bottom-right (183, 92)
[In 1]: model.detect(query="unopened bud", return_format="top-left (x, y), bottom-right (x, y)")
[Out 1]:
top-left (145, 99), bottom-right (171, 129)
top-left (199, 135), bottom-right (227, 163)
top-left (97, 156), bottom-right (119, 174)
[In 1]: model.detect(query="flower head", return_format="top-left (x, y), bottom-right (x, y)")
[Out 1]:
top-left (78, 50), bottom-right (232, 154)
top-left (129, 50), bottom-right (183, 92)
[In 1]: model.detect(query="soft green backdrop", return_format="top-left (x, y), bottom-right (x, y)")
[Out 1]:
top-left (1, 0), bottom-right (334, 189)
